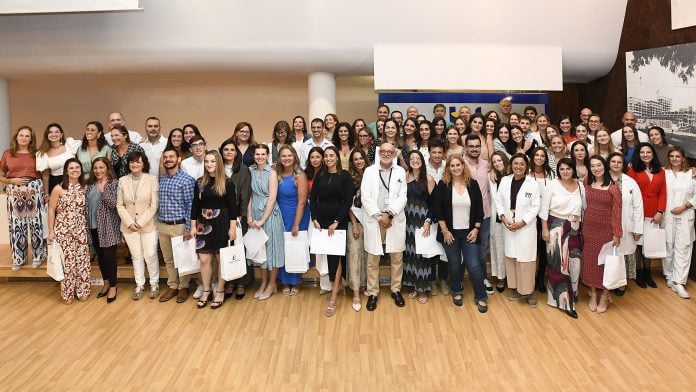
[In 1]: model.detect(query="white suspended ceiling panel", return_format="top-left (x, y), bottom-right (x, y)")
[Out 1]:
top-left (0, 0), bottom-right (627, 84)
top-left (0, 0), bottom-right (140, 14)
top-left (374, 44), bottom-right (563, 91)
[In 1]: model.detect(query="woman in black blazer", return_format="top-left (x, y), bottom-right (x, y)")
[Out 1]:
top-left (433, 155), bottom-right (487, 312)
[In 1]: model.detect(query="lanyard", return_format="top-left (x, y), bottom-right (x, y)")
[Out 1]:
top-left (379, 168), bottom-right (392, 191)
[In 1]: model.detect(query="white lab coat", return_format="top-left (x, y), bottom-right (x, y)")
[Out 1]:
top-left (618, 174), bottom-right (644, 254)
top-left (360, 163), bottom-right (408, 255)
top-left (494, 175), bottom-right (541, 262)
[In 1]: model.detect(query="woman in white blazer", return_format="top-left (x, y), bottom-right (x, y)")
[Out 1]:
top-left (116, 151), bottom-right (160, 301)
top-left (494, 153), bottom-right (541, 307)
top-left (360, 142), bottom-right (408, 311)
top-left (608, 152), bottom-right (644, 296)
top-left (663, 147), bottom-right (696, 298)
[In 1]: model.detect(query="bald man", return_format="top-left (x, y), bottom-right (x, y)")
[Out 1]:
top-left (610, 111), bottom-right (648, 147)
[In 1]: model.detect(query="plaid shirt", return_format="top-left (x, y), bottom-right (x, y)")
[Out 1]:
top-left (158, 170), bottom-right (195, 231)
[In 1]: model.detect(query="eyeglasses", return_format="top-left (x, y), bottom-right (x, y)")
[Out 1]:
top-left (380, 150), bottom-right (395, 155)
top-left (190, 142), bottom-right (205, 148)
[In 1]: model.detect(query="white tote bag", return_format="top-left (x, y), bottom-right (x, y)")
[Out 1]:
top-left (220, 241), bottom-right (247, 281)
top-left (171, 236), bottom-right (200, 276)
top-left (284, 231), bottom-right (310, 273)
top-left (603, 246), bottom-right (627, 290)
top-left (46, 242), bottom-right (65, 281)
top-left (643, 221), bottom-right (667, 258)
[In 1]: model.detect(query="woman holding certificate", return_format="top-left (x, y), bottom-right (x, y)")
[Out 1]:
top-left (310, 146), bottom-right (354, 317)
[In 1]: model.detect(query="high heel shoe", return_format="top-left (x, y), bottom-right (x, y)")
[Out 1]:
top-left (97, 288), bottom-right (109, 298)
top-left (211, 290), bottom-right (225, 309)
top-left (588, 291), bottom-right (598, 312)
top-left (597, 292), bottom-right (612, 313)
top-left (325, 299), bottom-right (338, 317)
top-left (197, 291), bottom-right (211, 309)
top-left (258, 285), bottom-right (277, 301)
top-left (107, 287), bottom-right (118, 303)
top-left (636, 269), bottom-right (647, 288)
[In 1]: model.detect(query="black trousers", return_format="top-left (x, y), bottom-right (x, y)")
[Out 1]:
top-left (90, 229), bottom-right (117, 287)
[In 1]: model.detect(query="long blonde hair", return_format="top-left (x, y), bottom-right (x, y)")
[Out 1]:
top-left (274, 145), bottom-right (302, 185)
top-left (441, 155), bottom-right (471, 187)
top-left (199, 150), bottom-right (227, 196)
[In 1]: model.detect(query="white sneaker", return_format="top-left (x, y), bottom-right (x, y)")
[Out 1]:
top-left (193, 284), bottom-right (204, 299)
top-left (666, 278), bottom-right (673, 288)
top-left (672, 284), bottom-right (690, 299)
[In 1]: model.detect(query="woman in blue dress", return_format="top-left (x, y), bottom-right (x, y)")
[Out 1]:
top-left (276, 145), bottom-right (310, 296)
top-left (248, 144), bottom-right (285, 300)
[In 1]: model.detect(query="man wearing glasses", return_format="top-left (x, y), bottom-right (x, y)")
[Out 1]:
top-left (180, 135), bottom-right (206, 180)
top-left (361, 142), bottom-right (408, 311)
top-left (463, 134), bottom-right (494, 295)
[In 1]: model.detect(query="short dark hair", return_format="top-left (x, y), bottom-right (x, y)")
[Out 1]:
top-left (146, 116), bottom-right (160, 123)
top-left (556, 157), bottom-right (577, 179)
top-left (127, 150), bottom-right (150, 173)
top-left (310, 118), bottom-right (324, 127)
top-left (428, 137), bottom-right (445, 151)
top-left (162, 146), bottom-right (179, 157)
top-left (464, 134), bottom-right (481, 145)
top-left (189, 135), bottom-right (206, 145)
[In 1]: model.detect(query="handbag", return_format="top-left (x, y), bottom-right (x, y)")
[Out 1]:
top-left (284, 231), bottom-right (310, 273)
top-left (46, 242), bottom-right (65, 281)
top-left (171, 236), bottom-right (200, 276)
top-left (603, 246), bottom-right (627, 290)
top-left (643, 221), bottom-right (667, 258)
top-left (220, 241), bottom-right (247, 281)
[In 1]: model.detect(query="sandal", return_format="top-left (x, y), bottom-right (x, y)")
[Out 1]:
top-left (352, 297), bottom-right (361, 312)
top-left (408, 291), bottom-right (418, 299)
top-left (289, 285), bottom-right (300, 296)
top-left (197, 291), bottom-right (211, 309)
top-left (418, 293), bottom-right (428, 304)
top-left (211, 290), bottom-right (225, 309)
top-left (324, 300), bottom-right (337, 317)
top-left (282, 286), bottom-right (291, 296)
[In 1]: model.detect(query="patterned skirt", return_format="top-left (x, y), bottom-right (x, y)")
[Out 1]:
top-left (545, 215), bottom-right (582, 312)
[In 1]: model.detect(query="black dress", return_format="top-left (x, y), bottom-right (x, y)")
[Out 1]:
top-left (191, 177), bottom-right (238, 253)
top-left (310, 170), bottom-right (354, 281)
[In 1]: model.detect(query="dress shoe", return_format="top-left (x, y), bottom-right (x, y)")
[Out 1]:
top-left (613, 287), bottom-right (626, 297)
top-left (477, 300), bottom-right (488, 313)
top-left (565, 309), bottom-right (578, 319)
top-left (352, 297), bottom-right (361, 312)
top-left (106, 288), bottom-right (118, 303)
top-left (176, 288), bottom-right (190, 303)
top-left (236, 287), bottom-right (246, 300)
top-left (452, 294), bottom-right (463, 307)
top-left (636, 270), bottom-right (647, 288)
top-left (495, 281), bottom-right (505, 293)
top-left (366, 295), bottom-right (378, 311)
top-left (391, 291), bottom-right (405, 307)
top-left (645, 270), bottom-right (657, 288)
top-left (159, 288), bottom-right (179, 303)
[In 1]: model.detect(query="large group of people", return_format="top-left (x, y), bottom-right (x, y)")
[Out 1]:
top-left (0, 102), bottom-right (694, 317)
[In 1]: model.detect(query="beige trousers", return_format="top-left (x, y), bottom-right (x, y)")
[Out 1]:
top-left (157, 222), bottom-right (191, 290)
top-left (366, 226), bottom-right (403, 296)
top-left (505, 257), bottom-right (536, 295)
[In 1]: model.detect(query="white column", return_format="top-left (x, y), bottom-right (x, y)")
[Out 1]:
top-left (308, 72), bottom-right (336, 121)
top-left (0, 78), bottom-right (10, 153)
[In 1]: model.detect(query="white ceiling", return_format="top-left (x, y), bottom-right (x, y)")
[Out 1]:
top-left (0, 0), bottom-right (627, 86)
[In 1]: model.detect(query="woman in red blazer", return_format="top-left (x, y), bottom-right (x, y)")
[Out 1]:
top-left (628, 142), bottom-right (666, 288)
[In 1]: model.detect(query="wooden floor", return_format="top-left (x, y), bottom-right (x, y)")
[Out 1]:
top-left (0, 278), bottom-right (695, 390)
top-left (1, 245), bottom-right (696, 390)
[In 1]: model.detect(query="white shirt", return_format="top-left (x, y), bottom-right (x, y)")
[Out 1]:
top-left (180, 156), bottom-right (204, 180)
top-left (140, 135), bottom-right (168, 176)
top-left (611, 129), bottom-right (649, 147)
top-left (452, 187), bottom-right (471, 229)
top-left (299, 138), bottom-right (333, 169)
top-left (426, 160), bottom-right (444, 183)
top-left (539, 179), bottom-right (584, 220)
top-left (105, 129), bottom-right (142, 145)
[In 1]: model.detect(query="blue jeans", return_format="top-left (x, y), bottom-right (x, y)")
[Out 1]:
top-left (478, 218), bottom-right (491, 280)
top-left (443, 229), bottom-right (486, 301)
